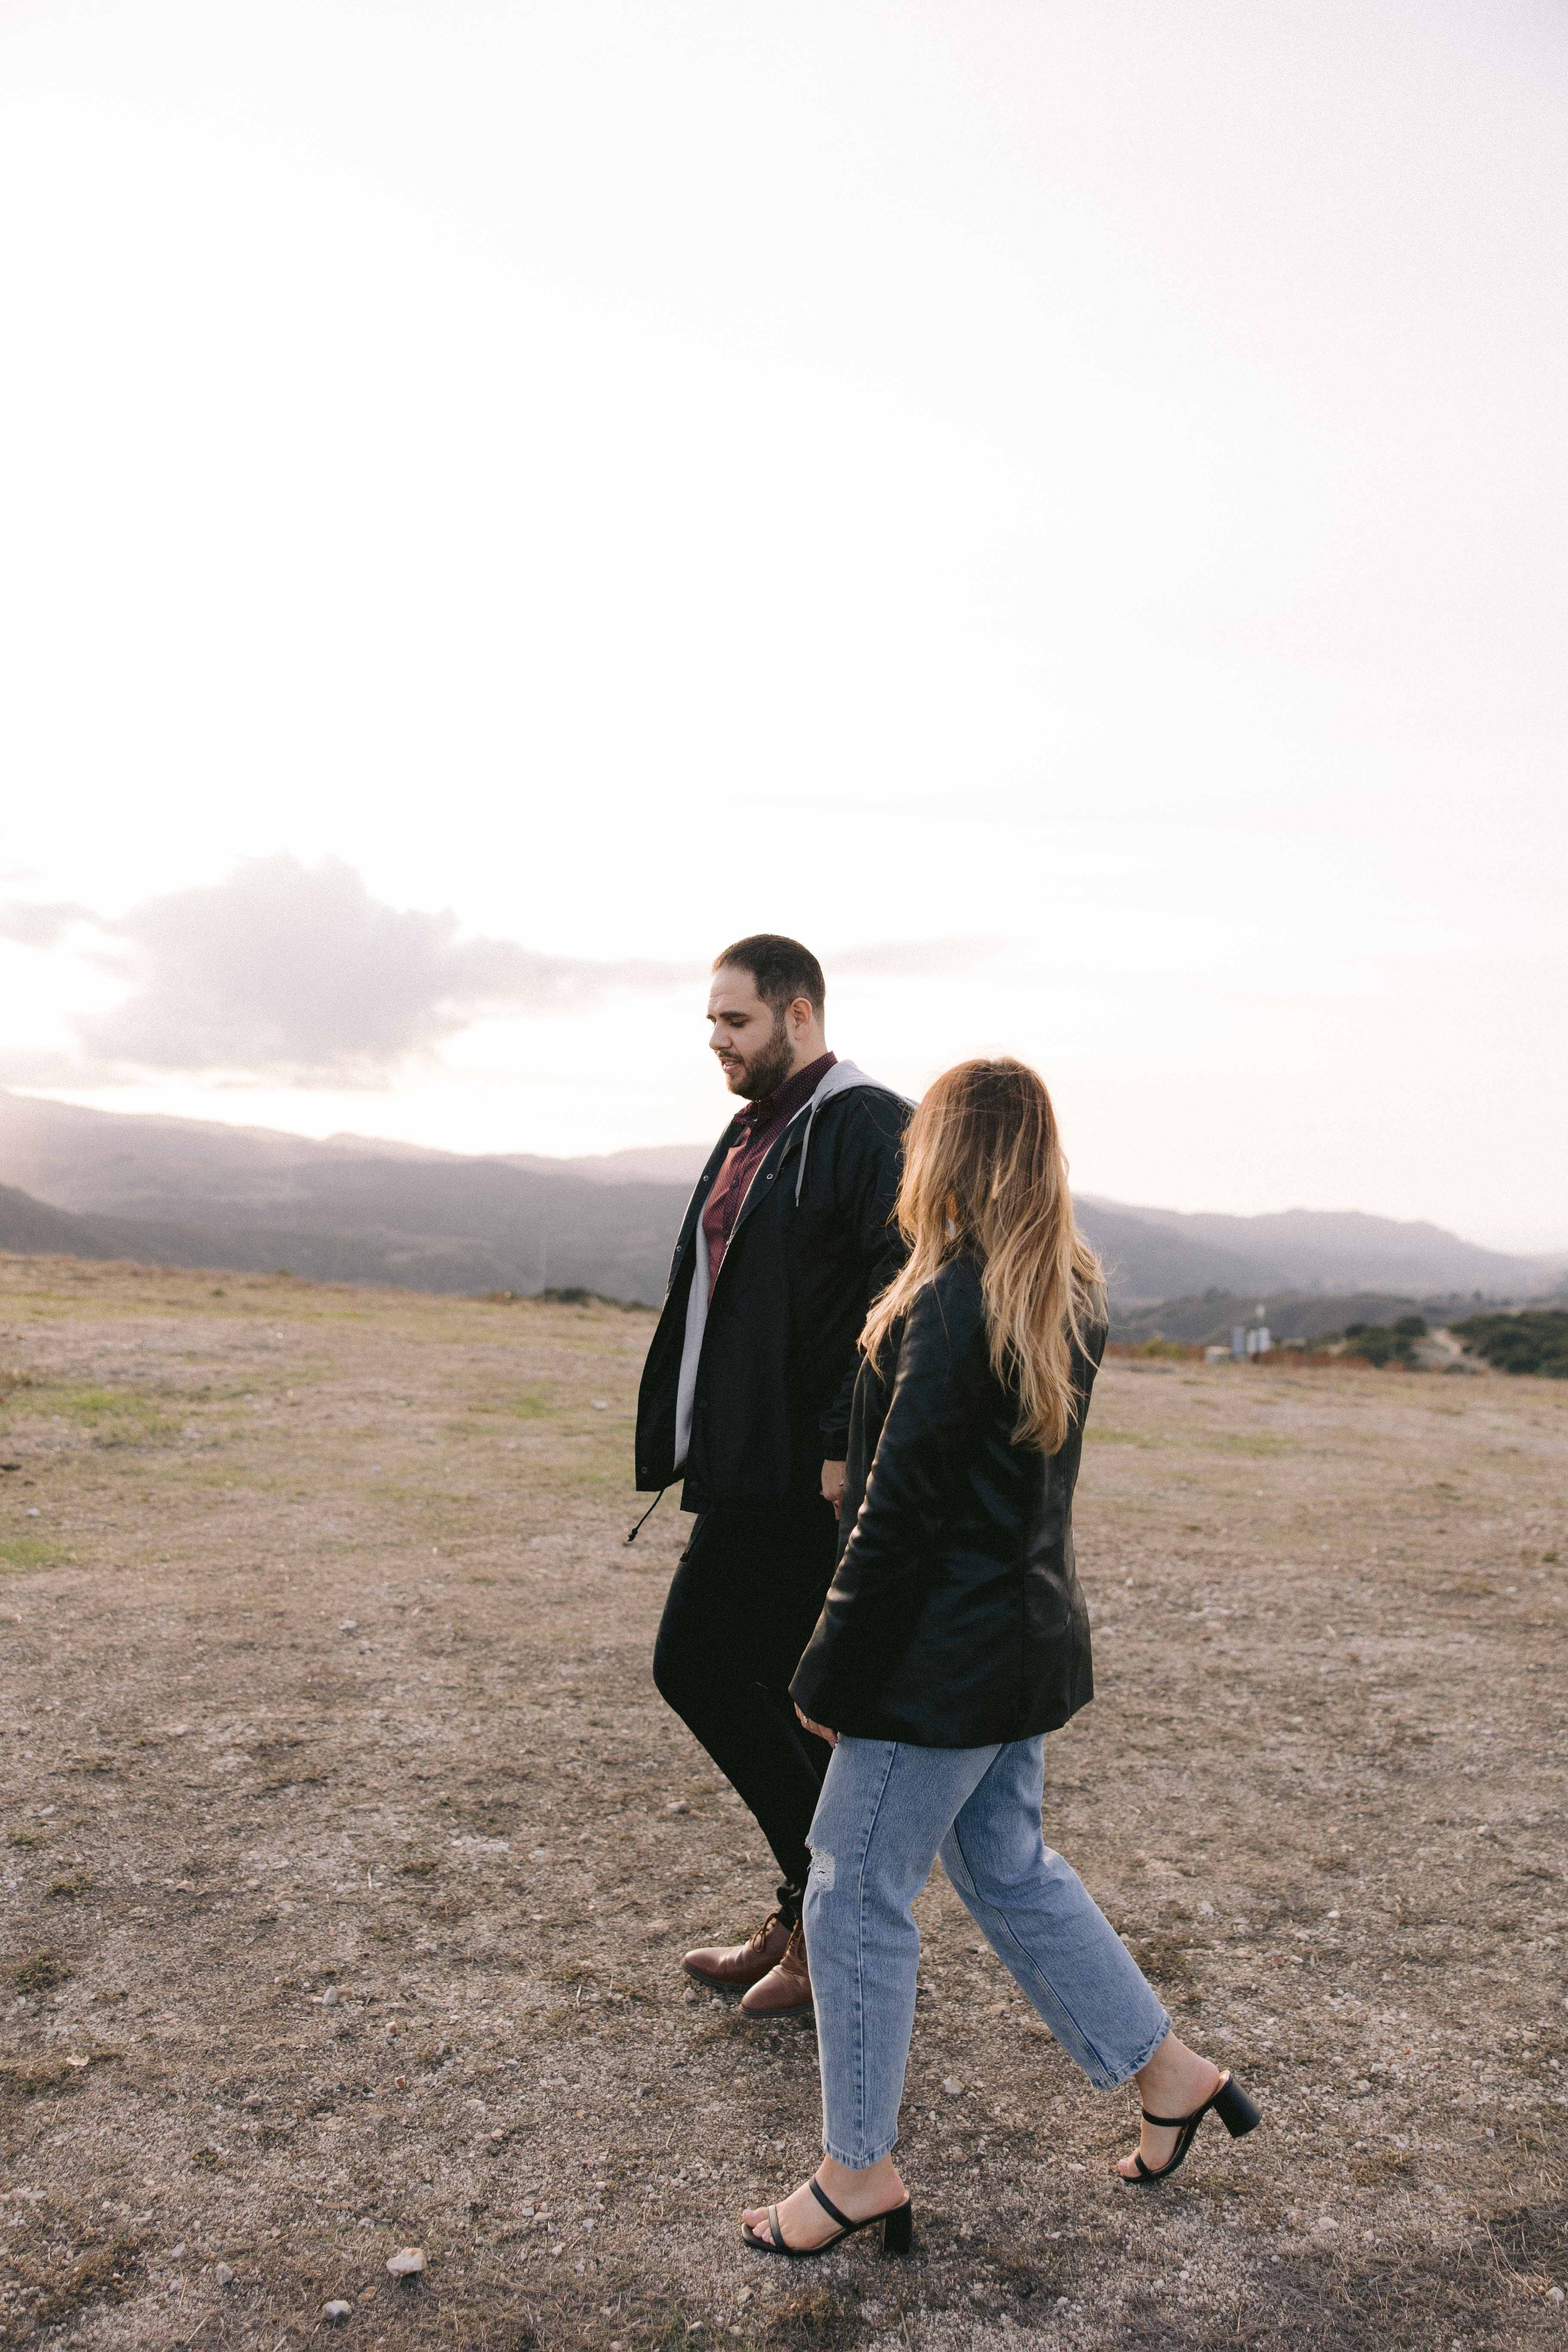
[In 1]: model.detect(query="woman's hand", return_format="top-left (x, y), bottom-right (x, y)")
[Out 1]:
top-left (795, 1704), bottom-right (837, 1749)
top-left (820, 1458), bottom-right (846, 1517)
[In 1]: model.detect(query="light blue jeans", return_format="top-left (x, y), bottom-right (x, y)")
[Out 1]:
top-left (803, 1735), bottom-right (1170, 2168)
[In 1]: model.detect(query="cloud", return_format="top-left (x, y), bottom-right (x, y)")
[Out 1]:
top-left (0, 900), bottom-right (96, 949)
top-left (1, 860), bottom-right (1005, 1086)
top-left (35, 857), bottom-right (697, 1082)
top-left (830, 938), bottom-right (1002, 981)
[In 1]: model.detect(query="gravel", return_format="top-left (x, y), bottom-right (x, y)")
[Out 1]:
top-left (0, 1256), bottom-right (1563, 2349)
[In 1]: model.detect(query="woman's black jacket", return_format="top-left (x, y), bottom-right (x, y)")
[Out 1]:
top-left (790, 1255), bottom-right (1104, 1747)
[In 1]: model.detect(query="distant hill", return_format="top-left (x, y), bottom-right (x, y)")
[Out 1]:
top-left (1110, 1288), bottom-right (1460, 1348)
top-left (506, 1143), bottom-right (714, 1186)
top-left (1074, 1197), bottom-right (1563, 1306)
top-left (0, 1174), bottom-right (681, 1302)
top-left (0, 1090), bottom-right (1560, 1310)
top-left (0, 1094), bottom-right (691, 1303)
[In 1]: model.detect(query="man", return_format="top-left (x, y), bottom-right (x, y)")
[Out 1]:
top-left (636, 935), bottom-right (908, 2013)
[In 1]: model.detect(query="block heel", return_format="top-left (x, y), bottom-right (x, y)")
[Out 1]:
top-left (1214, 2075), bottom-right (1262, 2138)
top-left (881, 2201), bottom-right (914, 2255)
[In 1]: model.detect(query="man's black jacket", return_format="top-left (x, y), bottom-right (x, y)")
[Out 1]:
top-left (634, 1066), bottom-right (909, 1510)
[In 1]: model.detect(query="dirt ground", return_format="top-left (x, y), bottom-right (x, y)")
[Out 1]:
top-left (0, 1256), bottom-right (1564, 2352)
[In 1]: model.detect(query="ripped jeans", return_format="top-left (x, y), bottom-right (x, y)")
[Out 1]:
top-left (802, 1735), bottom-right (1169, 2168)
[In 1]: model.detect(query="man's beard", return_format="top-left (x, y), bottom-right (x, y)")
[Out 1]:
top-left (731, 1013), bottom-right (795, 1101)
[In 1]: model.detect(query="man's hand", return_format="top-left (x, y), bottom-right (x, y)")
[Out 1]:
top-left (820, 1458), bottom-right (847, 1517)
top-left (795, 1704), bottom-right (837, 1749)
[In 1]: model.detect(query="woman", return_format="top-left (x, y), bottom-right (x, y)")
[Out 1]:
top-left (739, 1059), bottom-right (1258, 2259)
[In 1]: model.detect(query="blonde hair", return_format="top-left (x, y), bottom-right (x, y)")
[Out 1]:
top-left (862, 1058), bottom-right (1105, 1454)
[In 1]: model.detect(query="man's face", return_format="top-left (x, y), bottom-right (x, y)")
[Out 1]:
top-left (707, 965), bottom-right (797, 1100)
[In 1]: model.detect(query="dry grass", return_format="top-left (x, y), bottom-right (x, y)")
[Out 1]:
top-left (0, 1251), bottom-right (1564, 2350)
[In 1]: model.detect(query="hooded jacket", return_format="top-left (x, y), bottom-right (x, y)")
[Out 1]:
top-left (634, 1060), bottom-right (909, 1510)
top-left (790, 1254), bottom-right (1104, 1745)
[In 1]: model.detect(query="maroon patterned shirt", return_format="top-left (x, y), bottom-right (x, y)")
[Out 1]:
top-left (701, 1051), bottom-right (836, 1299)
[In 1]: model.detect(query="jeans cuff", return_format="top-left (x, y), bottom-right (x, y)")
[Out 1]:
top-left (823, 2132), bottom-right (899, 2168)
top-left (1095, 2010), bottom-right (1171, 2090)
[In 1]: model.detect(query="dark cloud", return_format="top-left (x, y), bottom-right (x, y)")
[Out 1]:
top-left (60, 857), bottom-right (696, 1081)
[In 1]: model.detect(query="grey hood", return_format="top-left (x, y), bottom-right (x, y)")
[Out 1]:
top-left (789, 1058), bottom-right (910, 1203)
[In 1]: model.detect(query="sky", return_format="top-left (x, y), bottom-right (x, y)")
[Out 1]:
top-left (1, 0), bottom-right (1564, 1247)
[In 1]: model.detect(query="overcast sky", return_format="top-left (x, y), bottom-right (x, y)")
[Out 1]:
top-left (1, 0), bottom-right (1564, 1246)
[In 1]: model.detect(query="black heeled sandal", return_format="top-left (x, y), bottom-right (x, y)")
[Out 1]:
top-left (1120, 2070), bottom-right (1261, 2186)
top-left (742, 2176), bottom-right (914, 2259)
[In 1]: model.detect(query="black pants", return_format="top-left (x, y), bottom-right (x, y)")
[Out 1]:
top-left (652, 1498), bottom-right (838, 1923)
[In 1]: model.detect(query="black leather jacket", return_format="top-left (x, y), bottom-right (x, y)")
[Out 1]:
top-left (790, 1255), bottom-right (1104, 1746)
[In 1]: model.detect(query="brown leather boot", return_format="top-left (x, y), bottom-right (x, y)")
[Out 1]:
top-left (739, 1918), bottom-right (812, 2015)
top-left (683, 1909), bottom-right (793, 1990)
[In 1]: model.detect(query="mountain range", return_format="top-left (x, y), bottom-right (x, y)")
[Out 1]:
top-left (0, 1089), bottom-right (1560, 1312)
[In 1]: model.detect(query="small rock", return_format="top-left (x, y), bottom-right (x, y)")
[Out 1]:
top-left (339, 1620), bottom-right (358, 1634)
top-left (168, 2242), bottom-right (186, 2259)
top-left (386, 2245), bottom-right (426, 2280)
top-left (942, 2077), bottom-right (963, 2096)
top-left (321, 1986), bottom-right (341, 2008)
top-left (591, 1399), bottom-right (608, 1410)
top-left (666, 1801), bottom-right (691, 1817)
top-left (322, 2301), bottom-right (352, 2324)
top-left (1546, 2285), bottom-right (1564, 2303)
top-left (215, 2262), bottom-right (235, 2286)
top-left (241, 2093), bottom-right (264, 2110)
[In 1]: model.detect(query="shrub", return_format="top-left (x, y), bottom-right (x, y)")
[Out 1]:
top-left (9, 1947), bottom-right (69, 1994)
top-left (1451, 1310), bottom-right (1568, 1379)
top-left (1343, 1325), bottom-right (1419, 1367)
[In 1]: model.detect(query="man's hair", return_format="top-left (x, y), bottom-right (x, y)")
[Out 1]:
top-left (712, 933), bottom-right (825, 1015)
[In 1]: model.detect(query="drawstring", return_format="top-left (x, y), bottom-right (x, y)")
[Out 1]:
top-left (794, 1102), bottom-right (817, 1204)
top-left (625, 1488), bottom-right (668, 1544)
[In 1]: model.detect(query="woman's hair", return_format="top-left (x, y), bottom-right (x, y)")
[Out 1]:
top-left (862, 1057), bottom-right (1106, 1454)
